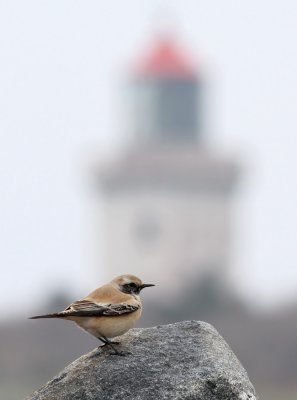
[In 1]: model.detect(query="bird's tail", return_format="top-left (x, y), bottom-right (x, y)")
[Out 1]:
top-left (29, 312), bottom-right (65, 319)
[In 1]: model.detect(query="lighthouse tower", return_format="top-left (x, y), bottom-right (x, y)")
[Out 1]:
top-left (96, 36), bottom-right (238, 299)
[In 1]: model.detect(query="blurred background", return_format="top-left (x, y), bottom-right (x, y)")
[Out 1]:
top-left (1, 1), bottom-right (297, 399)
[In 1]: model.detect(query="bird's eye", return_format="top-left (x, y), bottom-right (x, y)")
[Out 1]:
top-left (121, 282), bottom-right (138, 293)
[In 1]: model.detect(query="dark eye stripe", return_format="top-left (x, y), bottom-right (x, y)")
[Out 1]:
top-left (125, 282), bottom-right (136, 288)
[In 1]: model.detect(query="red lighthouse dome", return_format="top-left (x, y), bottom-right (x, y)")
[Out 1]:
top-left (136, 36), bottom-right (196, 78)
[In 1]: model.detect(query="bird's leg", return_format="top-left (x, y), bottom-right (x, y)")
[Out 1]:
top-left (101, 335), bottom-right (123, 355)
top-left (97, 336), bottom-right (120, 347)
top-left (97, 337), bottom-right (108, 348)
top-left (97, 335), bottom-right (120, 354)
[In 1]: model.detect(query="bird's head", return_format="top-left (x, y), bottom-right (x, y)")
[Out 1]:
top-left (111, 274), bottom-right (155, 295)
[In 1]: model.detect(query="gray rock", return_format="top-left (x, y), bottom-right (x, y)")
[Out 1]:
top-left (26, 321), bottom-right (257, 400)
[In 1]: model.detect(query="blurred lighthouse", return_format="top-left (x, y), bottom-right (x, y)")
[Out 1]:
top-left (95, 35), bottom-right (239, 300)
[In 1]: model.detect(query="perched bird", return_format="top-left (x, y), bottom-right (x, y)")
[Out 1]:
top-left (30, 274), bottom-right (155, 355)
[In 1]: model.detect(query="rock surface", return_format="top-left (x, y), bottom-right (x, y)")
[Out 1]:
top-left (27, 321), bottom-right (257, 400)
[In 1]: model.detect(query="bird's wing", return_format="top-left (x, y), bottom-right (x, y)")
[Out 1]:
top-left (61, 299), bottom-right (140, 317)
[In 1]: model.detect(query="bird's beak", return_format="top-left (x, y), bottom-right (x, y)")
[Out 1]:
top-left (139, 283), bottom-right (155, 290)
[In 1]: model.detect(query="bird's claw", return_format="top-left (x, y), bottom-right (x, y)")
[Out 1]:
top-left (110, 350), bottom-right (131, 356)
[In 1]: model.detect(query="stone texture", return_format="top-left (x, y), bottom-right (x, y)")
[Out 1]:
top-left (27, 321), bottom-right (257, 400)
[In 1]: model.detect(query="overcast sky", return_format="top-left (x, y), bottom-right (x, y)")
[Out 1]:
top-left (1, 1), bottom-right (297, 318)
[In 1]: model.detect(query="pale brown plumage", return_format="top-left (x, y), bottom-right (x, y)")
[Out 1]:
top-left (30, 274), bottom-right (154, 354)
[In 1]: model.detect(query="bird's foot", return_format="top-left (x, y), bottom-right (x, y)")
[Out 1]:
top-left (110, 350), bottom-right (131, 357)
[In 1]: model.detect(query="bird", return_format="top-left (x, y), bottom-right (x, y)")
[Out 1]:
top-left (29, 274), bottom-right (155, 355)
